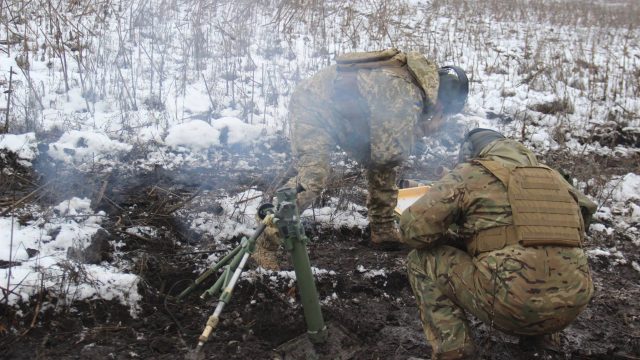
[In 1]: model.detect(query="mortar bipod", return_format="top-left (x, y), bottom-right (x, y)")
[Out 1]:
top-left (184, 186), bottom-right (328, 356)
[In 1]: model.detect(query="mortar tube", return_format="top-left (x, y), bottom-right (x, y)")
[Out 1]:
top-left (289, 240), bottom-right (328, 344)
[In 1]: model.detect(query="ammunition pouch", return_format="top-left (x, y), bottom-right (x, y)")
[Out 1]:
top-left (468, 160), bottom-right (584, 255)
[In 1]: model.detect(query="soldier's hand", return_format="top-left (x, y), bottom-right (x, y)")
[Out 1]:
top-left (261, 213), bottom-right (277, 227)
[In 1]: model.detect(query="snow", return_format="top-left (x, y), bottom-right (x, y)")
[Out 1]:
top-left (610, 173), bottom-right (640, 202)
top-left (0, 133), bottom-right (38, 167)
top-left (301, 198), bottom-right (369, 230)
top-left (587, 247), bottom-right (627, 266)
top-left (211, 117), bottom-right (265, 146)
top-left (163, 117), bottom-right (264, 151)
top-left (0, 199), bottom-right (140, 315)
top-left (188, 189), bottom-right (263, 241)
top-left (164, 120), bottom-right (221, 150)
top-left (590, 223), bottom-right (614, 236)
top-left (356, 264), bottom-right (388, 279)
top-left (0, 0), bottom-right (639, 313)
top-left (54, 197), bottom-right (93, 216)
top-left (48, 130), bottom-right (133, 165)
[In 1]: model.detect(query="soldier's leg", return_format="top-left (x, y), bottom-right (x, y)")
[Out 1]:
top-left (366, 165), bottom-right (400, 244)
top-left (407, 247), bottom-right (477, 359)
top-left (288, 85), bottom-right (336, 210)
top-left (359, 70), bottom-right (422, 246)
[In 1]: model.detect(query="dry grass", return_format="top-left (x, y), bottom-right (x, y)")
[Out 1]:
top-left (0, 0), bottom-right (638, 145)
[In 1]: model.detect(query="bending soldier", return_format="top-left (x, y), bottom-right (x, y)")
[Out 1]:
top-left (254, 49), bottom-right (469, 269)
top-left (400, 129), bottom-right (596, 359)
top-left (287, 49), bottom-right (468, 249)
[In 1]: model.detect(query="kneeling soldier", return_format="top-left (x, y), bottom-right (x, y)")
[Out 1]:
top-left (400, 128), bottom-right (596, 359)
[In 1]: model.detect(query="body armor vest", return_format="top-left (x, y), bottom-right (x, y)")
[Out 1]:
top-left (469, 160), bottom-right (584, 255)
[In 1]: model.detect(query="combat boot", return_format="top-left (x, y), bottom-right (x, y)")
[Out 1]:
top-left (370, 223), bottom-right (403, 251)
top-left (251, 226), bottom-right (281, 271)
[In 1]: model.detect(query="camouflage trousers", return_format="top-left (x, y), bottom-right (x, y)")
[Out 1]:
top-left (366, 165), bottom-right (398, 234)
top-left (407, 245), bottom-right (593, 357)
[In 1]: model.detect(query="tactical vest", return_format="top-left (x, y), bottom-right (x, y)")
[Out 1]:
top-left (468, 160), bottom-right (584, 255)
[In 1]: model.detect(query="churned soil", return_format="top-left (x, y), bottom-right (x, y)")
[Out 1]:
top-left (2, 226), bottom-right (639, 360)
top-left (1, 143), bottom-right (639, 360)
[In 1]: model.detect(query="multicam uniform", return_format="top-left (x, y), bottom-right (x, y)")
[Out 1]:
top-left (399, 139), bottom-right (596, 359)
top-left (288, 49), bottom-right (439, 239)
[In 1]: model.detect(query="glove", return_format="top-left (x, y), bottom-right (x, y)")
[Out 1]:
top-left (252, 213), bottom-right (282, 271)
top-left (261, 213), bottom-right (276, 227)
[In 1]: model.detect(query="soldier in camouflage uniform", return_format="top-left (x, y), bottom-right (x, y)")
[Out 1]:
top-left (400, 129), bottom-right (596, 359)
top-left (253, 49), bottom-right (468, 269)
top-left (287, 49), bottom-right (468, 247)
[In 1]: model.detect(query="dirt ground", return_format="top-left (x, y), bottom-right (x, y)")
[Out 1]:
top-left (1, 135), bottom-right (639, 360)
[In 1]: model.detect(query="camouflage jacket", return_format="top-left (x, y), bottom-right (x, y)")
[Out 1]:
top-left (289, 52), bottom-right (439, 171)
top-left (399, 139), bottom-right (597, 250)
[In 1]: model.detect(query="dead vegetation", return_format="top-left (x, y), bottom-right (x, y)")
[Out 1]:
top-left (0, 0), bottom-right (639, 359)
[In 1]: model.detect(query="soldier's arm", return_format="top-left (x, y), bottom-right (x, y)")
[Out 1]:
top-left (399, 171), bottom-right (464, 249)
top-left (288, 80), bottom-right (336, 210)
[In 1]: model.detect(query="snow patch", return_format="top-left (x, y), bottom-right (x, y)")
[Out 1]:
top-left (0, 132), bottom-right (38, 166)
top-left (164, 120), bottom-right (221, 150)
top-left (610, 173), bottom-right (640, 202)
top-left (301, 201), bottom-right (369, 230)
top-left (48, 130), bottom-right (132, 164)
top-left (356, 264), bottom-right (387, 278)
top-left (0, 198), bottom-right (140, 315)
top-left (212, 117), bottom-right (264, 146)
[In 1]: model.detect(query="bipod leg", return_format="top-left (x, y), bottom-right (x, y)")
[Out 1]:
top-left (194, 251), bottom-right (251, 353)
top-left (179, 223), bottom-right (266, 300)
top-left (200, 241), bottom-right (248, 299)
top-left (191, 223), bottom-right (266, 355)
top-left (177, 244), bottom-right (242, 300)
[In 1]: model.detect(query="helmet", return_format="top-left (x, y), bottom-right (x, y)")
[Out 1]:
top-left (458, 128), bottom-right (505, 163)
top-left (438, 66), bottom-right (469, 115)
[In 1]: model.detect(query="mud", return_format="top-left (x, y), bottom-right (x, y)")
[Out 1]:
top-left (1, 136), bottom-right (639, 360)
top-left (2, 227), bottom-right (638, 359)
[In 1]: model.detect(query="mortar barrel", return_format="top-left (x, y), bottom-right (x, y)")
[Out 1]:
top-left (290, 240), bottom-right (328, 344)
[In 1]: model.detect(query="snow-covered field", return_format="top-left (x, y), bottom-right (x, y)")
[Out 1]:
top-left (1, 0), bottom-right (639, 326)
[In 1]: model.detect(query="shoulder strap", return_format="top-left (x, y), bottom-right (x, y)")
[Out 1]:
top-left (476, 159), bottom-right (511, 186)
